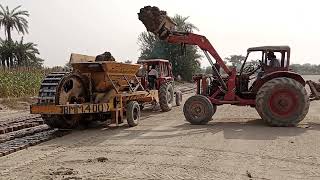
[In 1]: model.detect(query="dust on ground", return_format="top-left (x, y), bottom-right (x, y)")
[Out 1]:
top-left (1, 79), bottom-right (320, 179)
top-left (0, 97), bottom-right (35, 110)
top-left (0, 92), bottom-right (319, 180)
top-left (0, 97), bottom-right (35, 124)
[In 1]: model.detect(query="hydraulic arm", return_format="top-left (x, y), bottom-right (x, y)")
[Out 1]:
top-left (166, 32), bottom-right (231, 75)
top-left (165, 31), bottom-right (230, 90)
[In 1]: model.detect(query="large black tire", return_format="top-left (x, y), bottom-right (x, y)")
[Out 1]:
top-left (183, 95), bottom-right (216, 125)
top-left (159, 82), bottom-right (174, 112)
top-left (175, 90), bottom-right (182, 106)
top-left (256, 77), bottom-right (310, 127)
top-left (126, 101), bottom-right (141, 127)
top-left (42, 115), bottom-right (79, 129)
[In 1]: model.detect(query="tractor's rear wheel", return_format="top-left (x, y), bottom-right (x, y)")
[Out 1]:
top-left (159, 82), bottom-right (174, 112)
top-left (183, 95), bottom-right (216, 125)
top-left (126, 101), bottom-right (140, 127)
top-left (175, 90), bottom-right (182, 106)
top-left (256, 77), bottom-right (310, 127)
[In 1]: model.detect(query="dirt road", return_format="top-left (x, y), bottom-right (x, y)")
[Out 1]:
top-left (0, 94), bottom-right (320, 180)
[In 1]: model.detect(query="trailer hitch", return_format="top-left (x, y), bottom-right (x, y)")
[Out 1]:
top-left (306, 80), bottom-right (320, 101)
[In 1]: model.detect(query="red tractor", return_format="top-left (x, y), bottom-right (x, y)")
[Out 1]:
top-left (138, 6), bottom-right (318, 126)
top-left (137, 59), bottom-right (183, 110)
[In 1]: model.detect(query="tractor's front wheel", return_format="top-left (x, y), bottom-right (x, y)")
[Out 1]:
top-left (183, 95), bottom-right (216, 125)
top-left (126, 101), bottom-right (140, 127)
top-left (159, 82), bottom-right (174, 112)
top-left (256, 77), bottom-right (310, 127)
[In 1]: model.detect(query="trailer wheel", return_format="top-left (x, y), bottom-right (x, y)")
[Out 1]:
top-left (159, 82), bottom-right (174, 112)
top-left (183, 95), bottom-right (215, 125)
top-left (256, 77), bottom-right (310, 127)
top-left (175, 90), bottom-right (182, 106)
top-left (127, 101), bottom-right (140, 127)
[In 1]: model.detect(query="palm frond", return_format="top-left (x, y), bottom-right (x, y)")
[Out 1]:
top-left (10, 5), bottom-right (22, 14)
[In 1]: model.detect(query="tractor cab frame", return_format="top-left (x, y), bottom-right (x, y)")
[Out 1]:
top-left (137, 59), bottom-right (174, 90)
top-left (240, 46), bottom-right (291, 75)
top-left (237, 46), bottom-right (304, 95)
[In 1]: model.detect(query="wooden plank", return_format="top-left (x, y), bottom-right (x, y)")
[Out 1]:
top-left (30, 104), bottom-right (62, 114)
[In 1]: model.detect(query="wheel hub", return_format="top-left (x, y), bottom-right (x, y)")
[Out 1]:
top-left (269, 89), bottom-right (298, 117)
top-left (190, 102), bottom-right (205, 118)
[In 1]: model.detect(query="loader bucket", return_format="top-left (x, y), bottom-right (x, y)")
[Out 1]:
top-left (138, 6), bottom-right (176, 39)
top-left (306, 80), bottom-right (320, 101)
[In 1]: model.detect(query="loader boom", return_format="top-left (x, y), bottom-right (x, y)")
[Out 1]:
top-left (166, 31), bottom-right (231, 75)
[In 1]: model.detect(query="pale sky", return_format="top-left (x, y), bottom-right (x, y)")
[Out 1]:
top-left (1, 0), bottom-right (320, 67)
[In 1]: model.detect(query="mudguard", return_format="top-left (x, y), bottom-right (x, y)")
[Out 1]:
top-left (251, 71), bottom-right (305, 93)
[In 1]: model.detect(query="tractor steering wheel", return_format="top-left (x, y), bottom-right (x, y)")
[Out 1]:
top-left (242, 61), bottom-right (262, 76)
top-left (243, 64), bottom-right (255, 74)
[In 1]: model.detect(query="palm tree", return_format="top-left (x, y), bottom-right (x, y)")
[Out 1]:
top-left (172, 15), bottom-right (199, 32)
top-left (0, 5), bottom-right (29, 42)
top-left (14, 37), bottom-right (40, 66)
top-left (0, 37), bottom-right (43, 68)
top-left (0, 38), bottom-right (15, 67)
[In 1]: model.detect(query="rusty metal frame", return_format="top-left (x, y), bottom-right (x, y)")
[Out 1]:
top-left (307, 80), bottom-right (320, 101)
top-left (106, 73), bottom-right (119, 94)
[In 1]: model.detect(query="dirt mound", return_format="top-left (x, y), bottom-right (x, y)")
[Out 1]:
top-left (138, 6), bottom-right (167, 33)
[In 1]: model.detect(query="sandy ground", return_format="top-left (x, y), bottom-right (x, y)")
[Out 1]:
top-left (0, 93), bottom-right (319, 180)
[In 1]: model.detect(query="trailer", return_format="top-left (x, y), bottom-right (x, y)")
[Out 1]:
top-left (30, 53), bottom-right (177, 128)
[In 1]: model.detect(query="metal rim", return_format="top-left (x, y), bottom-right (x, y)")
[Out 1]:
top-left (269, 89), bottom-right (298, 117)
top-left (189, 101), bottom-right (207, 119)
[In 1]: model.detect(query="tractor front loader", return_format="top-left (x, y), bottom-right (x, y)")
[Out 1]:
top-left (138, 6), bottom-right (320, 127)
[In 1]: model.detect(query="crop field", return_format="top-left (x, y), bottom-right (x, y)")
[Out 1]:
top-left (0, 68), bottom-right (47, 98)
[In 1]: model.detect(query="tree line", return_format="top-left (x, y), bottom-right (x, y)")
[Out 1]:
top-left (290, 64), bottom-right (320, 75)
top-left (203, 55), bottom-right (320, 75)
top-left (1, 5), bottom-right (317, 76)
top-left (0, 5), bottom-right (43, 68)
